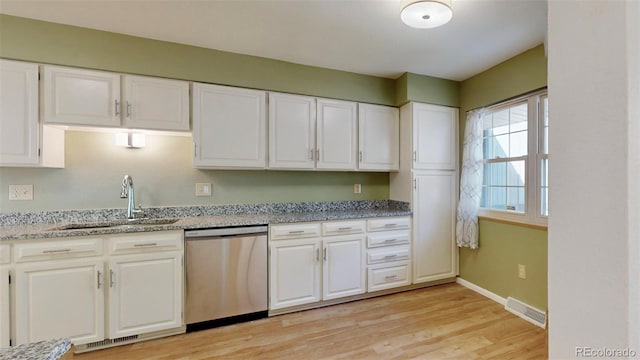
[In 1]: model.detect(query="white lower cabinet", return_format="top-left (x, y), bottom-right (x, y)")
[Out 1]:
top-left (269, 238), bottom-right (321, 310)
top-left (413, 171), bottom-right (457, 283)
top-left (11, 231), bottom-right (183, 347)
top-left (108, 251), bottom-right (182, 339)
top-left (323, 235), bottom-right (366, 300)
top-left (1, 244), bottom-right (12, 348)
top-left (15, 258), bottom-right (105, 345)
top-left (365, 217), bottom-right (412, 292)
top-left (269, 221), bottom-right (365, 311)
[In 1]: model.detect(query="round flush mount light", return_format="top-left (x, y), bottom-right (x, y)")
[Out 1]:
top-left (400, 0), bottom-right (453, 29)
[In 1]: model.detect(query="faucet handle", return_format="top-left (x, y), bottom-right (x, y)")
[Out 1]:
top-left (133, 204), bottom-right (145, 216)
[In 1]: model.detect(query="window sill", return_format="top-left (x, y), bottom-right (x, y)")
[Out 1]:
top-left (477, 212), bottom-right (548, 231)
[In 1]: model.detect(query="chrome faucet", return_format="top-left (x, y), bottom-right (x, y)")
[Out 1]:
top-left (120, 175), bottom-right (142, 220)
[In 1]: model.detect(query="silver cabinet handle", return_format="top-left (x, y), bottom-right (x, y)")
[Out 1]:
top-left (413, 178), bottom-right (417, 189)
top-left (309, 148), bottom-right (314, 161)
top-left (359, 151), bottom-right (363, 162)
top-left (109, 269), bottom-right (115, 288)
top-left (384, 239), bottom-right (398, 243)
top-left (316, 248), bottom-right (320, 261)
top-left (413, 150), bottom-right (417, 162)
top-left (126, 102), bottom-right (132, 117)
top-left (288, 230), bottom-right (305, 234)
top-left (384, 223), bottom-right (398, 228)
top-left (384, 254), bottom-right (398, 259)
top-left (323, 247), bottom-right (327, 261)
top-left (97, 270), bottom-right (102, 289)
top-left (385, 275), bottom-right (398, 280)
top-left (134, 243), bottom-right (157, 247)
top-left (42, 249), bottom-right (71, 254)
top-left (316, 148), bottom-right (320, 162)
top-left (115, 99), bottom-right (120, 116)
top-left (338, 227), bottom-right (352, 231)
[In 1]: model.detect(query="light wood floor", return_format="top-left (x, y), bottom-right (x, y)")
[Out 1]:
top-left (76, 283), bottom-right (547, 359)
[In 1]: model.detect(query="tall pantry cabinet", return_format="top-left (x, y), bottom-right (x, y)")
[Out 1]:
top-left (390, 102), bottom-right (459, 284)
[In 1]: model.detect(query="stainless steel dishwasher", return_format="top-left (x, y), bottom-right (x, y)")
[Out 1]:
top-left (184, 225), bottom-right (268, 332)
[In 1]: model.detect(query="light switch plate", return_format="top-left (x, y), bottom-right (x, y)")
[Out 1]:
top-left (195, 183), bottom-right (212, 197)
top-left (9, 184), bottom-right (34, 201)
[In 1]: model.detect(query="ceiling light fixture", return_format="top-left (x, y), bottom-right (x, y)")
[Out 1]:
top-left (400, 0), bottom-right (453, 29)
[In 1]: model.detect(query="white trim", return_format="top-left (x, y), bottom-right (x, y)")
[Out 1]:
top-left (456, 277), bottom-right (506, 306)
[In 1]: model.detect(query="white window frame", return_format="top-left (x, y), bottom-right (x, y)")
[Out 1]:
top-left (478, 89), bottom-right (548, 227)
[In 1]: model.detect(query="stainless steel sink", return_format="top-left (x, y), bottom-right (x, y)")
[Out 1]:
top-left (50, 218), bottom-right (179, 231)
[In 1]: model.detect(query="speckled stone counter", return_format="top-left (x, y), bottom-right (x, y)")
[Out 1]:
top-left (0, 200), bottom-right (411, 241)
top-left (0, 338), bottom-right (71, 360)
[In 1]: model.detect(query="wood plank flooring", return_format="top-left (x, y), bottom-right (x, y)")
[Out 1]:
top-left (76, 283), bottom-right (547, 359)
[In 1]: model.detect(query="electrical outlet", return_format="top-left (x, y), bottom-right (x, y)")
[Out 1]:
top-left (354, 184), bottom-right (362, 194)
top-left (8, 185), bottom-right (33, 201)
top-left (195, 183), bottom-right (212, 197)
top-left (518, 264), bottom-right (527, 279)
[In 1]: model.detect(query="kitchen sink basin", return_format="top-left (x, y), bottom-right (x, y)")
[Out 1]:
top-left (50, 218), bottom-right (179, 231)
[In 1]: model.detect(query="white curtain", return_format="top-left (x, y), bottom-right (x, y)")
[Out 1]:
top-left (456, 108), bottom-right (485, 249)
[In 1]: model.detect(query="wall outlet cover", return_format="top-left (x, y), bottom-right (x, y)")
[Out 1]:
top-left (354, 183), bottom-right (362, 194)
top-left (518, 264), bottom-right (527, 279)
top-left (9, 184), bottom-right (34, 201)
top-left (195, 183), bottom-right (212, 197)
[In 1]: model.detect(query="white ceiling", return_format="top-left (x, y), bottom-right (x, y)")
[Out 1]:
top-left (0, 0), bottom-right (547, 81)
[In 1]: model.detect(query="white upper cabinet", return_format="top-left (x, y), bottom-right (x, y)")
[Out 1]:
top-left (42, 65), bottom-right (121, 127)
top-left (411, 103), bottom-right (458, 170)
top-left (42, 65), bottom-right (189, 131)
top-left (192, 83), bottom-right (266, 169)
top-left (1, 60), bottom-right (39, 165)
top-left (268, 92), bottom-right (316, 169)
top-left (122, 75), bottom-right (189, 131)
top-left (1, 60), bottom-right (64, 168)
top-left (316, 98), bottom-right (357, 170)
top-left (358, 103), bottom-right (399, 171)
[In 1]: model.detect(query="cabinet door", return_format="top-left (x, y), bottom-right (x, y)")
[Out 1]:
top-left (123, 75), bottom-right (189, 131)
top-left (413, 103), bottom-right (458, 170)
top-left (413, 171), bottom-right (457, 283)
top-left (268, 92), bottom-right (316, 169)
top-left (316, 98), bottom-right (357, 170)
top-left (323, 235), bottom-right (366, 300)
top-left (193, 84), bottom-right (266, 168)
top-left (42, 65), bottom-right (121, 127)
top-left (358, 104), bottom-right (399, 171)
top-left (15, 258), bottom-right (105, 345)
top-left (0, 266), bottom-right (9, 348)
top-left (0, 59), bottom-right (39, 166)
top-left (108, 251), bottom-right (182, 339)
top-left (269, 239), bottom-right (321, 310)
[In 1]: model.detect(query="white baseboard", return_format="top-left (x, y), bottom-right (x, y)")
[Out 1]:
top-left (456, 277), bottom-right (507, 306)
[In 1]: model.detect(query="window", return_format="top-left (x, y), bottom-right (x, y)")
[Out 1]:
top-left (479, 90), bottom-right (548, 225)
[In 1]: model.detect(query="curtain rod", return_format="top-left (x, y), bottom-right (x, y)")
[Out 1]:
top-left (466, 86), bottom-right (547, 113)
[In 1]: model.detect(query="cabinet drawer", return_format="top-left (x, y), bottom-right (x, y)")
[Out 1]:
top-left (270, 223), bottom-right (321, 241)
top-left (109, 231), bottom-right (183, 255)
top-left (367, 231), bottom-right (410, 248)
top-left (0, 244), bottom-right (10, 264)
top-left (367, 245), bottom-right (410, 264)
top-left (368, 261), bottom-right (411, 292)
top-left (367, 217), bottom-right (410, 232)
top-left (14, 238), bottom-right (103, 263)
top-left (322, 220), bottom-right (366, 236)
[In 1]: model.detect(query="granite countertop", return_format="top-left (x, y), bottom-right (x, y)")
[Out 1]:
top-left (0, 338), bottom-right (71, 360)
top-left (0, 200), bottom-right (412, 241)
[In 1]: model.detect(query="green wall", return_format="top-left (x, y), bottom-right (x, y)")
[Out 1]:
top-left (458, 44), bottom-right (548, 310)
top-left (0, 15), bottom-right (458, 213)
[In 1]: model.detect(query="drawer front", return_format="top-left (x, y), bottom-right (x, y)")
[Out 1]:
top-left (0, 244), bottom-right (10, 264)
top-left (367, 217), bottom-right (410, 232)
top-left (322, 220), bottom-right (366, 236)
top-left (367, 245), bottom-right (410, 265)
top-left (109, 231), bottom-right (183, 255)
top-left (270, 223), bottom-right (321, 241)
top-left (368, 261), bottom-right (411, 292)
top-left (14, 238), bottom-right (103, 263)
top-left (367, 231), bottom-right (410, 248)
